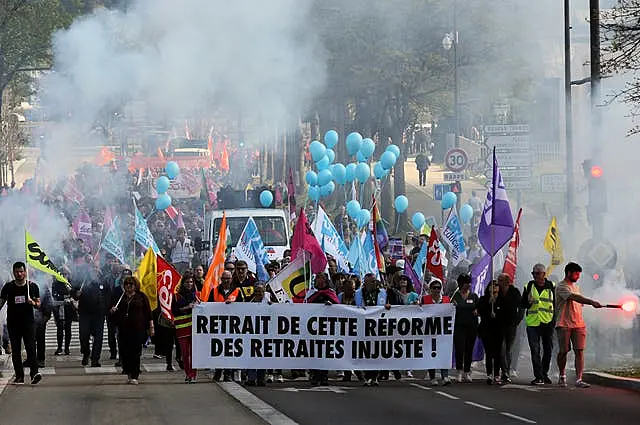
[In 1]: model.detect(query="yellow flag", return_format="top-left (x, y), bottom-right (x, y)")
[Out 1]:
top-left (543, 216), bottom-right (563, 275)
top-left (25, 230), bottom-right (70, 287)
top-left (134, 247), bottom-right (157, 310)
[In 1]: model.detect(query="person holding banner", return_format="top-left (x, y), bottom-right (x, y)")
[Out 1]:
top-left (211, 270), bottom-right (243, 382)
top-left (422, 279), bottom-right (452, 386)
top-left (0, 262), bottom-right (42, 385)
top-left (355, 273), bottom-right (388, 386)
top-left (478, 280), bottom-right (505, 385)
top-left (173, 271), bottom-right (199, 383)
top-left (111, 276), bottom-right (154, 385)
top-left (307, 272), bottom-right (339, 386)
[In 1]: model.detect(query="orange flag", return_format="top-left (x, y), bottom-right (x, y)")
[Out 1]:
top-left (220, 143), bottom-right (230, 172)
top-left (201, 212), bottom-right (227, 302)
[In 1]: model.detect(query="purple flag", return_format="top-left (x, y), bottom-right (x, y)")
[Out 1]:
top-left (477, 147), bottom-right (514, 256)
top-left (471, 253), bottom-right (493, 296)
top-left (403, 256), bottom-right (423, 297)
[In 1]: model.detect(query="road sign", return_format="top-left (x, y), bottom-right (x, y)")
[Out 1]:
top-left (444, 172), bottom-right (467, 182)
top-left (500, 168), bottom-right (532, 180)
top-left (445, 148), bottom-right (469, 172)
top-left (578, 239), bottom-right (617, 270)
top-left (484, 124), bottom-right (530, 134)
top-left (434, 183), bottom-right (452, 200)
top-left (540, 174), bottom-right (567, 193)
top-left (504, 180), bottom-right (533, 190)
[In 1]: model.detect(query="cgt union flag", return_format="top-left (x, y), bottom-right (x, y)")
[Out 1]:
top-left (157, 256), bottom-right (181, 320)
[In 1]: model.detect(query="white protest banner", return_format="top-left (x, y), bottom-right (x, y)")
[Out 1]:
top-left (192, 303), bottom-right (455, 370)
top-left (442, 206), bottom-right (466, 266)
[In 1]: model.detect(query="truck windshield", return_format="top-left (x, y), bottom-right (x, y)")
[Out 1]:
top-left (213, 216), bottom-right (287, 246)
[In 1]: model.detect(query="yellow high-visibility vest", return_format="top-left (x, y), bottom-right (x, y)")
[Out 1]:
top-left (526, 284), bottom-right (554, 327)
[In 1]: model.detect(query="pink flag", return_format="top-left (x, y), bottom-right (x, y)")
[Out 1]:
top-left (73, 208), bottom-right (93, 249)
top-left (176, 211), bottom-right (185, 229)
top-left (291, 208), bottom-right (327, 274)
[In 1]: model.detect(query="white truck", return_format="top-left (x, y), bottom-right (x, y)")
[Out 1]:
top-left (208, 208), bottom-right (290, 261)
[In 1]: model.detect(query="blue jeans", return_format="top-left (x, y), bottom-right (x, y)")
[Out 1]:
top-left (526, 324), bottom-right (554, 380)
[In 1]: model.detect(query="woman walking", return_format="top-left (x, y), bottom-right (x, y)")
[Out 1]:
top-left (451, 273), bottom-right (479, 383)
top-left (111, 276), bottom-right (153, 385)
top-left (173, 271), bottom-right (199, 383)
top-left (478, 280), bottom-right (505, 385)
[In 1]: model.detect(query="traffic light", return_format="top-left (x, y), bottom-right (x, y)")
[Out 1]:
top-left (582, 159), bottom-right (607, 224)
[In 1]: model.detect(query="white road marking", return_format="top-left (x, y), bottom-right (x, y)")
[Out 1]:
top-left (276, 386), bottom-right (348, 393)
top-left (500, 412), bottom-right (537, 424)
top-left (409, 383), bottom-right (432, 390)
top-left (434, 390), bottom-right (459, 400)
top-left (464, 401), bottom-right (494, 411)
top-left (218, 381), bottom-right (300, 425)
top-left (84, 366), bottom-right (118, 374)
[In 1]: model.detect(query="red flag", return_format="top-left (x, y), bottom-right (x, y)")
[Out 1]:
top-left (291, 208), bottom-right (327, 274)
top-left (157, 256), bottom-right (181, 320)
top-left (502, 208), bottom-right (523, 281)
top-left (165, 205), bottom-right (179, 223)
top-left (427, 226), bottom-right (444, 281)
top-left (220, 143), bottom-right (230, 172)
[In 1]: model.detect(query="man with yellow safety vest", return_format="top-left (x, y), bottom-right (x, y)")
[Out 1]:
top-left (521, 264), bottom-right (555, 385)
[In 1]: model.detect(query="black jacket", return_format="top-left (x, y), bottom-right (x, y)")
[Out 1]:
top-left (78, 279), bottom-right (111, 316)
top-left (501, 285), bottom-right (523, 327)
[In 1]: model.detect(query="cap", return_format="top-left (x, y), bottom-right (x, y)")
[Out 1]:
top-left (396, 259), bottom-right (405, 270)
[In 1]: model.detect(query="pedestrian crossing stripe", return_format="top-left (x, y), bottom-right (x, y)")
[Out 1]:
top-left (1, 364), bottom-right (178, 377)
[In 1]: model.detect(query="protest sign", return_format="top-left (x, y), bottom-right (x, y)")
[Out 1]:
top-left (192, 303), bottom-right (455, 370)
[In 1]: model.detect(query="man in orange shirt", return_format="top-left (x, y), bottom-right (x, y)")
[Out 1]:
top-left (555, 262), bottom-right (602, 388)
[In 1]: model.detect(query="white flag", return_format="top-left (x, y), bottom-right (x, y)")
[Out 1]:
top-left (441, 206), bottom-right (467, 266)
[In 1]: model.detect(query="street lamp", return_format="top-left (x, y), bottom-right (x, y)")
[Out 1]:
top-left (442, 28), bottom-right (459, 148)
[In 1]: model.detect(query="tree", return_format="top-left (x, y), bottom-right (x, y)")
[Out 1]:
top-left (0, 0), bottom-right (75, 114)
top-left (602, 1), bottom-right (640, 134)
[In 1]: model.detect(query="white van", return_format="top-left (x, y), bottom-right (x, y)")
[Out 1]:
top-left (209, 208), bottom-right (290, 261)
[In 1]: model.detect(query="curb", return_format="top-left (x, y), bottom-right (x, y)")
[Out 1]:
top-left (583, 371), bottom-right (640, 393)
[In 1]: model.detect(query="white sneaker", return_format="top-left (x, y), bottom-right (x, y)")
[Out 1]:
top-left (276, 374), bottom-right (284, 383)
top-left (430, 378), bottom-right (439, 386)
top-left (457, 371), bottom-right (464, 383)
top-left (130, 379), bottom-right (139, 385)
top-left (265, 374), bottom-right (274, 383)
top-left (463, 372), bottom-right (473, 383)
top-left (364, 378), bottom-right (373, 387)
top-left (442, 376), bottom-right (452, 385)
top-left (406, 371), bottom-right (414, 378)
top-left (336, 371), bottom-right (345, 378)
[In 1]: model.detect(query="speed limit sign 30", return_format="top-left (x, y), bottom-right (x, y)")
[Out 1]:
top-left (445, 148), bottom-right (469, 172)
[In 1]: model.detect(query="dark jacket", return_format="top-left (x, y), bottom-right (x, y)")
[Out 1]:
top-left (477, 294), bottom-right (505, 337)
top-left (501, 285), bottom-right (523, 327)
top-left (78, 279), bottom-right (111, 316)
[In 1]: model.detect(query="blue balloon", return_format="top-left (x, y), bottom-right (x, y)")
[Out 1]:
top-left (308, 186), bottom-right (320, 201)
top-left (324, 130), bottom-right (339, 148)
top-left (305, 170), bottom-right (318, 186)
top-left (380, 151), bottom-right (397, 170)
top-left (460, 204), bottom-right (474, 224)
top-left (320, 181), bottom-right (335, 197)
top-left (356, 151), bottom-right (367, 163)
top-left (318, 169), bottom-right (333, 186)
top-left (316, 156), bottom-right (330, 171)
top-left (345, 163), bottom-right (357, 183)
top-left (386, 144), bottom-right (401, 158)
top-left (373, 161), bottom-right (387, 179)
top-left (156, 176), bottom-right (170, 194)
top-left (259, 190), bottom-right (273, 207)
top-left (394, 195), bottom-right (409, 213)
top-left (155, 194), bottom-right (172, 211)
top-left (441, 191), bottom-right (457, 210)
top-left (412, 212), bottom-right (426, 231)
top-left (326, 148), bottom-right (336, 163)
top-left (346, 132), bottom-right (363, 156)
top-left (360, 138), bottom-right (375, 159)
top-left (165, 161), bottom-right (180, 179)
top-left (347, 200), bottom-right (361, 218)
top-left (332, 163), bottom-right (347, 185)
top-left (357, 209), bottom-right (371, 228)
top-left (309, 140), bottom-right (327, 163)
top-left (355, 163), bottom-right (370, 183)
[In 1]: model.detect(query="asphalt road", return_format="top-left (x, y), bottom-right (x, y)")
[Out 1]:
top-left (244, 376), bottom-right (640, 425)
